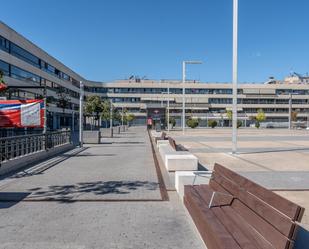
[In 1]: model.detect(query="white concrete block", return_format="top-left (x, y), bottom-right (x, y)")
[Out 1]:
top-left (165, 153), bottom-right (198, 171)
top-left (156, 140), bottom-right (169, 148)
top-left (175, 171), bottom-right (212, 199)
top-left (150, 130), bottom-right (162, 138)
top-left (158, 144), bottom-right (175, 161)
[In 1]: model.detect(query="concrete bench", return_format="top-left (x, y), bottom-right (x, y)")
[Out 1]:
top-left (158, 144), bottom-right (198, 171)
top-left (184, 163), bottom-right (305, 249)
top-left (175, 171), bottom-right (212, 199)
top-left (156, 139), bottom-right (170, 148)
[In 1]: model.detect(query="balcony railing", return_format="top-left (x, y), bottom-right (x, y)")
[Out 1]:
top-left (0, 130), bottom-right (71, 163)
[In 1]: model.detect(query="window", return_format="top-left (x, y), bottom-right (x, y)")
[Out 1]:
top-left (10, 43), bottom-right (40, 68)
top-left (0, 36), bottom-right (9, 52)
top-left (0, 60), bottom-right (10, 75)
top-left (11, 65), bottom-right (41, 83)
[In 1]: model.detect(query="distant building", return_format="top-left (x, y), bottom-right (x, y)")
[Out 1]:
top-left (1, 21), bottom-right (309, 130)
top-left (284, 73), bottom-right (309, 84)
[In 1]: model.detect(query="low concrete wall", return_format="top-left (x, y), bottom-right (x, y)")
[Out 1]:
top-left (0, 143), bottom-right (74, 176)
top-left (83, 130), bottom-right (101, 144)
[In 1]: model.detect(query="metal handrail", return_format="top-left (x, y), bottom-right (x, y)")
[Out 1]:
top-left (0, 130), bottom-right (71, 163)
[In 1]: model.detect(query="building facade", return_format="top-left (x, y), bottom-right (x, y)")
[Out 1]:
top-left (1, 21), bottom-right (309, 131)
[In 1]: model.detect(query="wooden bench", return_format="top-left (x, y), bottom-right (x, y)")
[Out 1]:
top-left (168, 137), bottom-right (188, 151)
top-left (184, 163), bottom-right (305, 249)
top-left (154, 132), bottom-right (167, 143)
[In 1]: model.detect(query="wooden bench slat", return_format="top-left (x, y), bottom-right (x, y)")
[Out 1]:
top-left (231, 199), bottom-right (293, 249)
top-left (184, 186), bottom-right (242, 249)
top-left (214, 163), bottom-right (304, 222)
top-left (194, 185), bottom-right (282, 248)
top-left (212, 171), bottom-right (295, 238)
top-left (213, 206), bottom-right (274, 249)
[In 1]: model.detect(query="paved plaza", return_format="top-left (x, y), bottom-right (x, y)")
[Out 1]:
top-left (169, 127), bottom-right (309, 244)
top-left (0, 127), bottom-right (205, 249)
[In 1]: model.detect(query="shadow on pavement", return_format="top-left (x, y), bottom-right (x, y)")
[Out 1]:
top-left (22, 180), bottom-right (159, 202)
top-left (0, 192), bottom-right (31, 208)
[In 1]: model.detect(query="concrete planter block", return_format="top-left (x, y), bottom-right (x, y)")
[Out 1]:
top-left (83, 131), bottom-right (101, 144)
top-left (158, 144), bottom-right (175, 160)
top-left (150, 130), bottom-right (162, 138)
top-left (175, 171), bottom-right (212, 199)
top-left (156, 140), bottom-right (169, 148)
top-left (165, 153), bottom-right (198, 172)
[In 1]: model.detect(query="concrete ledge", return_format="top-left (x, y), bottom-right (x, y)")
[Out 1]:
top-left (156, 139), bottom-right (169, 148)
top-left (175, 171), bottom-right (212, 199)
top-left (158, 144), bottom-right (175, 160)
top-left (150, 130), bottom-right (162, 138)
top-left (165, 153), bottom-right (198, 171)
top-left (83, 130), bottom-right (101, 144)
top-left (0, 143), bottom-right (75, 176)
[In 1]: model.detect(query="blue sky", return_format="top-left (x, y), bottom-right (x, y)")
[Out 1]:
top-left (1, 0), bottom-right (309, 83)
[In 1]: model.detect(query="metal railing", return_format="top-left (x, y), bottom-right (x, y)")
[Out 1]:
top-left (0, 130), bottom-right (71, 163)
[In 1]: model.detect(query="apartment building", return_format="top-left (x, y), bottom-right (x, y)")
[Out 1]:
top-left (1, 21), bottom-right (309, 130)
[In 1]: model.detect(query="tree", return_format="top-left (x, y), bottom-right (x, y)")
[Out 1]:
top-left (208, 120), bottom-right (218, 128)
top-left (0, 70), bottom-right (8, 92)
top-left (169, 117), bottom-right (176, 128)
top-left (100, 100), bottom-right (111, 128)
top-left (226, 110), bottom-right (232, 127)
top-left (255, 109), bottom-right (266, 128)
top-left (291, 110), bottom-right (298, 122)
top-left (126, 113), bottom-right (135, 126)
top-left (186, 118), bottom-right (199, 128)
top-left (84, 96), bottom-right (104, 129)
top-left (57, 87), bottom-right (71, 113)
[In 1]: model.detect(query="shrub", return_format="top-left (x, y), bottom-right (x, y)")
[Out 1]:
top-left (186, 118), bottom-right (199, 129)
top-left (255, 121), bottom-right (260, 128)
top-left (237, 120), bottom-right (242, 128)
top-left (208, 120), bottom-right (217, 128)
top-left (169, 117), bottom-right (176, 127)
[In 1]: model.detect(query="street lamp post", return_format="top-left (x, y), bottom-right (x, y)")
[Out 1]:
top-left (79, 81), bottom-right (84, 147)
top-left (161, 84), bottom-right (170, 131)
top-left (110, 99), bottom-right (113, 138)
top-left (289, 93), bottom-right (292, 130)
top-left (182, 61), bottom-right (202, 134)
top-left (232, 0), bottom-right (238, 154)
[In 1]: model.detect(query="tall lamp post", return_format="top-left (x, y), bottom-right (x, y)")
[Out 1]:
top-left (182, 61), bottom-right (202, 134)
top-left (79, 81), bottom-right (84, 147)
top-left (232, 0), bottom-right (238, 154)
top-left (161, 83), bottom-right (170, 131)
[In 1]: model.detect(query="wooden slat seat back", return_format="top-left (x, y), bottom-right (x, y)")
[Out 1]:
top-left (168, 137), bottom-right (177, 150)
top-left (154, 132), bottom-right (167, 142)
top-left (210, 163), bottom-right (305, 247)
top-left (184, 163), bottom-right (305, 249)
top-left (168, 136), bottom-right (188, 151)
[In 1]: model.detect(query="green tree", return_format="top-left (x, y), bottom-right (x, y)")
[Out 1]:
top-left (255, 109), bottom-right (266, 128)
top-left (291, 110), bottom-right (298, 122)
top-left (101, 100), bottom-right (111, 128)
top-left (0, 70), bottom-right (8, 93)
top-left (126, 113), bottom-right (135, 126)
top-left (208, 120), bottom-right (218, 128)
top-left (84, 96), bottom-right (104, 129)
top-left (186, 118), bottom-right (199, 128)
top-left (57, 87), bottom-right (71, 114)
top-left (169, 117), bottom-right (176, 128)
top-left (226, 110), bottom-right (232, 127)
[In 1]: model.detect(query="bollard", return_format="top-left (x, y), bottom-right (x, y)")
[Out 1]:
top-left (118, 126), bottom-right (120, 134)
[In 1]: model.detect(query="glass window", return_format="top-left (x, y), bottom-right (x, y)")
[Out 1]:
top-left (0, 60), bottom-right (10, 75)
top-left (0, 36), bottom-right (9, 52)
top-left (11, 65), bottom-right (41, 83)
top-left (10, 43), bottom-right (40, 67)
